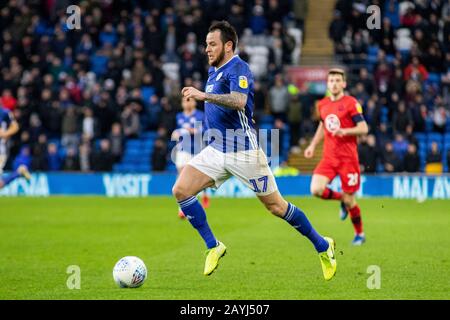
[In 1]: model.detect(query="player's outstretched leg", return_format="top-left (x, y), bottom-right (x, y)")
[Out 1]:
top-left (0, 165), bottom-right (31, 189)
top-left (172, 165), bottom-right (225, 276)
top-left (342, 193), bottom-right (365, 245)
top-left (201, 191), bottom-right (210, 209)
top-left (258, 191), bottom-right (337, 281)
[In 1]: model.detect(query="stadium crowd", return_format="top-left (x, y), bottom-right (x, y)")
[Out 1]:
top-left (0, 0), bottom-right (306, 172)
top-left (0, 0), bottom-right (448, 173)
top-left (329, 0), bottom-right (450, 172)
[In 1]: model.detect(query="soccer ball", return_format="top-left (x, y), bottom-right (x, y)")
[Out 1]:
top-left (113, 256), bottom-right (147, 288)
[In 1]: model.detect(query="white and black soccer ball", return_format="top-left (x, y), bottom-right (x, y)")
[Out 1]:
top-left (113, 256), bottom-right (147, 288)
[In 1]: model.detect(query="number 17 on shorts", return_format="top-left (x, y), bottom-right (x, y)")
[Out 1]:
top-left (249, 176), bottom-right (268, 193)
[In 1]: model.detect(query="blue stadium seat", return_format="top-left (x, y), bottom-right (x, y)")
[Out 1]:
top-left (259, 115), bottom-right (274, 125)
top-left (126, 139), bottom-right (141, 147)
top-left (427, 133), bottom-right (443, 144)
top-left (414, 132), bottom-right (426, 142)
top-left (425, 118), bottom-right (434, 132)
top-left (140, 131), bottom-right (158, 140)
top-left (426, 73), bottom-right (441, 86)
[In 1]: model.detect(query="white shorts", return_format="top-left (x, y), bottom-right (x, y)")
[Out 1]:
top-left (0, 154), bottom-right (6, 174)
top-left (188, 146), bottom-right (278, 196)
top-left (175, 151), bottom-right (194, 170)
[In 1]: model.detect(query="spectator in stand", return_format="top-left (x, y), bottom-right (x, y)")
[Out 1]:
top-left (250, 5), bottom-right (267, 35)
top-left (432, 105), bottom-right (448, 133)
top-left (392, 101), bottom-right (413, 134)
top-left (253, 81), bottom-right (266, 125)
top-left (403, 143), bottom-right (420, 172)
top-left (47, 143), bottom-right (62, 171)
top-left (13, 145), bottom-right (32, 171)
top-left (78, 142), bottom-right (91, 172)
top-left (287, 93), bottom-right (301, 147)
top-left (426, 142), bottom-right (442, 165)
top-left (404, 56), bottom-right (429, 82)
top-left (61, 106), bottom-right (79, 150)
top-left (269, 74), bottom-right (289, 121)
top-left (151, 138), bottom-right (167, 171)
top-left (31, 134), bottom-right (48, 171)
top-left (63, 146), bottom-right (80, 171)
top-left (109, 122), bottom-right (124, 162)
top-left (382, 142), bottom-right (402, 172)
top-left (358, 134), bottom-right (378, 173)
top-left (0, 89), bottom-right (17, 111)
top-left (121, 103), bottom-right (140, 139)
top-left (91, 139), bottom-right (115, 172)
top-left (374, 62), bottom-right (392, 94)
top-left (392, 133), bottom-right (409, 161)
top-left (82, 107), bottom-right (96, 141)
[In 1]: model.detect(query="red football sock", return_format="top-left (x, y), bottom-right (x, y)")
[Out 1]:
top-left (349, 205), bottom-right (363, 234)
top-left (321, 187), bottom-right (342, 200)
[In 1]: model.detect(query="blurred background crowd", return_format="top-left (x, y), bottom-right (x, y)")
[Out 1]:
top-left (0, 0), bottom-right (449, 174)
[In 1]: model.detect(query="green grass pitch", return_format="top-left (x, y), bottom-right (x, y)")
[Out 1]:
top-left (0, 196), bottom-right (449, 300)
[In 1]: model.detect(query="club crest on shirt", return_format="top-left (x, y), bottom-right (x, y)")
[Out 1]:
top-left (239, 76), bottom-right (248, 89)
top-left (356, 102), bottom-right (363, 114)
top-left (206, 84), bottom-right (214, 93)
top-left (325, 114), bottom-right (341, 133)
top-left (216, 72), bottom-right (223, 81)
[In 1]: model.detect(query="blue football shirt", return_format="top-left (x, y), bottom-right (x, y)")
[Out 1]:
top-left (204, 55), bottom-right (257, 152)
top-left (0, 107), bottom-right (13, 155)
top-left (175, 109), bottom-right (205, 155)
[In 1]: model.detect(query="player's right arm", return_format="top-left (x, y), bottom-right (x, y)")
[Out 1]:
top-left (0, 112), bottom-right (19, 140)
top-left (304, 121), bottom-right (324, 158)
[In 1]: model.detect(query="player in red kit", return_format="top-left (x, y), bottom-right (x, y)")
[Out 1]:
top-left (304, 68), bottom-right (368, 245)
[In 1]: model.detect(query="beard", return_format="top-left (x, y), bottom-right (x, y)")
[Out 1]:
top-left (210, 48), bottom-right (225, 67)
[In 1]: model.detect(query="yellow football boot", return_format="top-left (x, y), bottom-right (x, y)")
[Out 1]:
top-left (319, 237), bottom-right (337, 281)
top-left (204, 241), bottom-right (227, 276)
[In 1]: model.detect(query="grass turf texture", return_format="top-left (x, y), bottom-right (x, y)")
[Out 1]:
top-left (0, 197), bottom-right (448, 300)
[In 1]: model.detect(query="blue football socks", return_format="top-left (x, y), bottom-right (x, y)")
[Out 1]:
top-left (283, 202), bottom-right (329, 253)
top-left (178, 196), bottom-right (218, 249)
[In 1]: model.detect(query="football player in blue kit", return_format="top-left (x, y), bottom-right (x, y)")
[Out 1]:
top-left (172, 96), bottom-right (210, 218)
top-left (0, 105), bottom-right (31, 190)
top-left (172, 21), bottom-right (337, 280)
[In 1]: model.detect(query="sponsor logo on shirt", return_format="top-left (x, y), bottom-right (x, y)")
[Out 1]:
top-left (239, 76), bottom-right (248, 89)
top-left (325, 114), bottom-right (341, 133)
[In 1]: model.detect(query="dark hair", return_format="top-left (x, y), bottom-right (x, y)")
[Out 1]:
top-left (328, 68), bottom-right (346, 81)
top-left (208, 20), bottom-right (238, 51)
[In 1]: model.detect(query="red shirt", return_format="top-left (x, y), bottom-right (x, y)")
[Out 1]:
top-left (318, 95), bottom-right (363, 163)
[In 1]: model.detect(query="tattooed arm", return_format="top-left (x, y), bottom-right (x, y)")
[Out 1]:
top-left (181, 86), bottom-right (247, 111)
top-left (204, 91), bottom-right (247, 111)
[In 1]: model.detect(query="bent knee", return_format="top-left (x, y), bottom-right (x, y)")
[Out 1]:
top-left (172, 183), bottom-right (191, 201)
top-left (311, 186), bottom-right (325, 197)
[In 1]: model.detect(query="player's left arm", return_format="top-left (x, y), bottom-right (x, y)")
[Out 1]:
top-left (333, 120), bottom-right (368, 137)
top-left (333, 100), bottom-right (369, 137)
